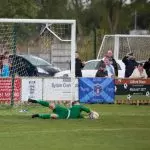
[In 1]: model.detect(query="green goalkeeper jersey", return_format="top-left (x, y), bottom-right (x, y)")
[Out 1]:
top-left (53, 104), bottom-right (91, 119)
top-left (69, 104), bottom-right (91, 119)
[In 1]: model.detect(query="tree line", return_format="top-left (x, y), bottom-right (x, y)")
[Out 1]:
top-left (0, 0), bottom-right (150, 59)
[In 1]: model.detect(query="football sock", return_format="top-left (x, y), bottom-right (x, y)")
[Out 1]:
top-left (28, 98), bottom-right (37, 103)
top-left (32, 114), bottom-right (39, 118)
top-left (39, 114), bottom-right (51, 119)
top-left (36, 100), bottom-right (50, 107)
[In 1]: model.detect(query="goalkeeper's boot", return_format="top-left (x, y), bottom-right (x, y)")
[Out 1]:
top-left (28, 98), bottom-right (37, 103)
top-left (32, 114), bottom-right (39, 118)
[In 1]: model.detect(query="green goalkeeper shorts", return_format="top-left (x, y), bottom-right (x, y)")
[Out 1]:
top-left (53, 105), bottom-right (69, 119)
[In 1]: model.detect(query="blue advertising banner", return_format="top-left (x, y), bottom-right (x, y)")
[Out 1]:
top-left (79, 78), bottom-right (115, 103)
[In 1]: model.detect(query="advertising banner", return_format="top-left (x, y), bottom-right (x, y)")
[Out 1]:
top-left (0, 78), bottom-right (21, 102)
top-left (21, 78), bottom-right (43, 101)
top-left (43, 78), bottom-right (78, 101)
top-left (79, 78), bottom-right (115, 103)
top-left (115, 78), bottom-right (150, 100)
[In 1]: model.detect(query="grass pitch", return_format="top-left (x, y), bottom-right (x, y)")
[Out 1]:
top-left (0, 104), bottom-right (150, 150)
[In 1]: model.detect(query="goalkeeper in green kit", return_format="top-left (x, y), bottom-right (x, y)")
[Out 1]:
top-left (28, 98), bottom-right (97, 119)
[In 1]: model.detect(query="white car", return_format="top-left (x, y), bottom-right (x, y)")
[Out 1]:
top-left (54, 59), bottom-right (125, 78)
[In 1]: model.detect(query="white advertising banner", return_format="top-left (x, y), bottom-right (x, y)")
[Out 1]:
top-left (43, 78), bottom-right (78, 101)
top-left (21, 78), bottom-right (43, 101)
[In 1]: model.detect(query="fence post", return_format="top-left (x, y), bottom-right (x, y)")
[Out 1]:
top-left (11, 24), bottom-right (17, 106)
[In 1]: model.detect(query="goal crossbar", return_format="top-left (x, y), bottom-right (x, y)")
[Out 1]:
top-left (104, 34), bottom-right (150, 38)
top-left (0, 18), bottom-right (76, 24)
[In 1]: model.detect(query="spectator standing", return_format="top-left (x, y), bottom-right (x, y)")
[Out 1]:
top-left (122, 52), bottom-right (138, 78)
top-left (143, 58), bottom-right (150, 78)
top-left (103, 57), bottom-right (115, 78)
top-left (95, 60), bottom-right (108, 77)
top-left (1, 56), bottom-right (10, 77)
top-left (75, 51), bottom-right (85, 77)
top-left (129, 63), bottom-right (148, 78)
top-left (0, 55), bottom-right (4, 76)
top-left (105, 50), bottom-right (118, 77)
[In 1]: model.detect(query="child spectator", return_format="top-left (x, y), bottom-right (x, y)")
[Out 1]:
top-left (95, 60), bottom-right (108, 77)
top-left (1, 56), bottom-right (10, 77)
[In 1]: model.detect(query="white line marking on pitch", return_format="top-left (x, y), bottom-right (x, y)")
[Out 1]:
top-left (0, 128), bottom-right (150, 136)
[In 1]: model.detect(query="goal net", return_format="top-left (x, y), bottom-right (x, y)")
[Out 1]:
top-left (0, 19), bottom-right (76, 105)
top-left (97, 35), bottom-right (150, 61)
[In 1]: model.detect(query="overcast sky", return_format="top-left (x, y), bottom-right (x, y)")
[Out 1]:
top-left (126, 0), bottom-right (131, 4)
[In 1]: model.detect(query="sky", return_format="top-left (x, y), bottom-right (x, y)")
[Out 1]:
top-left (126, 0), bottom-right (131, 4)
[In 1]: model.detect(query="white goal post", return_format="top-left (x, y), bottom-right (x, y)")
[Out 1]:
top-left (0, 18), bottom-right (76, 102)
top-left (97, 34), bottom-right (150, 61)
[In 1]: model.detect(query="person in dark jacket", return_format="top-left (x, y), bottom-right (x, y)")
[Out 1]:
top-left (143, 58), bottom-right (150, 78)
top-left (122, 52), bottom-right (138, 78)
top-left (75, 51), bottom-right (85, 77)
top-left (0, 55), bottom-right (4, 76)
top-left (95, 60), bottom-right (108, 77)
top-left (105, 50), bottom-right (118, 77)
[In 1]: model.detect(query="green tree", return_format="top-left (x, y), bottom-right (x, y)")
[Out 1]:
top-left (0, 0), bottom-right (39, 18)
top-left (96, 0), bottom-right (129, 33)
top-left (37, 0), bottom-right (68, 19)
top-left (130, 0), bottom-right (150, 30)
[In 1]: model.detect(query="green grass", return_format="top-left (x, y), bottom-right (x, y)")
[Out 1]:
top-left (0, 104), bottom-right (150, 150)
top-left (115, 95), bottom-right (150, 100)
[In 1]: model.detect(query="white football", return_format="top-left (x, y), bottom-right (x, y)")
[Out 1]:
top-left (90, 111), bottom-right (99, 119)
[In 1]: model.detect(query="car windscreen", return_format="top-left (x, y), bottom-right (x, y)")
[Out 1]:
top-left (83, 61), bottom-right (100, 70)
top-left (21, 55), bottom-right (52, 66)
top-left (9, 55), bottom-right (38, 76)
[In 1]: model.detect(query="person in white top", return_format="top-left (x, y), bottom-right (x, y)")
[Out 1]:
top-left (103, 56), bottom-right (115, 78)
top-left (105, 50), bottom-right (118, 77)
top-left (129, 63), bottom-right (148, 79)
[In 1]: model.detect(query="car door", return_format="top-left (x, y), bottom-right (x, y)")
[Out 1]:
top-left (10, 55), bottom-right (38, 77)
top-left (116, 60), bottom-right (125, 78)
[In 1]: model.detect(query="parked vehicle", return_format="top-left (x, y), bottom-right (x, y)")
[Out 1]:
top-left (54, 59), bottom-right (125, 78)
top-left (9, 55), bottom-right (61, 77)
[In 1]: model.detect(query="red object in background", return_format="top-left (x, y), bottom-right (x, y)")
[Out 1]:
top-left (115, 78), bottom-right (150, 85)
top-left (0, 78), bottom-right (21, 103)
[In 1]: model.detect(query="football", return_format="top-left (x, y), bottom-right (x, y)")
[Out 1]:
top-left (89, 111), bottom-right (99, 119)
